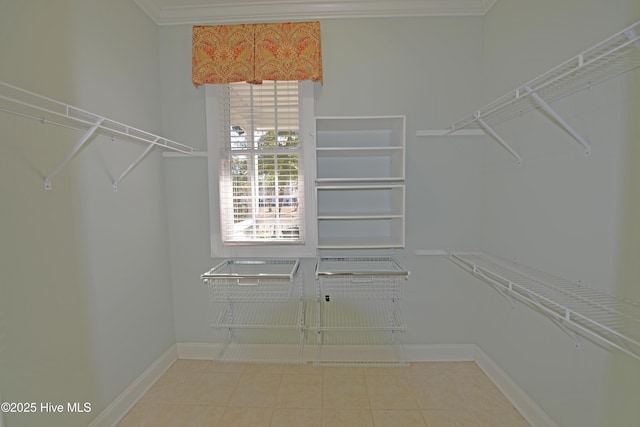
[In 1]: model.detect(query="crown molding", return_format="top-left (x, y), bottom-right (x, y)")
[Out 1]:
top-left (133, 0), bottom-right (499, 26)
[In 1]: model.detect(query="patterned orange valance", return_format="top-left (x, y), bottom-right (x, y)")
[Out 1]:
top-left (192, 21), bottom-right (322, 87)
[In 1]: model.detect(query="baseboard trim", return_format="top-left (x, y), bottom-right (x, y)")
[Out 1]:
top-left (177, 342), bottom-right (223, 360)
top-left (405, 343), bottom-right (476, 361)
top-left (176, 342), bottom-right (477, 363)
top-left (474, 346), bottom-right (558, 427)
top-left (88, 344), bottom-right (177, 427)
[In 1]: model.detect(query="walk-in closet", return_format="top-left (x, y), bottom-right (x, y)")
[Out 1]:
top-left (1, 1), bottom-right (639, 426)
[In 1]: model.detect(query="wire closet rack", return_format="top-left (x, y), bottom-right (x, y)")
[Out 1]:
top-left (201, 258), bottom-right (305, 364)
top-left (314, 256), bottom-right (409, 366)
top-left (448, 251), bottom-right (640, 361)
top-left (445, 20), bottom-right (640, 163)
top-left (0, 80), bottom-right (196, 190)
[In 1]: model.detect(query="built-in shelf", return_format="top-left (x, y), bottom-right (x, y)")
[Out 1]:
top-left (318, 213), bottom-right (404, 220)
top-left (0, 80), bottom-right (197, 190)
top-left (315, 116), bottom-right (406, 249)
top-left (442, 20), bottom-right (640, 163)
top-left (316, 146), bottom-right (404, 156)
top-left (316, 177), bottom-right (405, 184)
top-left (448, 251), bottom-right (640, 361)
top-left (316, 235), bottom-right (405, 250)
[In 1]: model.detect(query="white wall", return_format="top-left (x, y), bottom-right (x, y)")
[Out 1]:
top-left (0, 1), bottom-right (176, 426)
top-left (477, 1), bottom-right (640, 426)
top-left (159, 16), bottom-right (488, 346)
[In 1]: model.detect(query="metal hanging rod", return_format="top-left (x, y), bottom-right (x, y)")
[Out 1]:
top-left (0, 81), bottom-right (197, 190)
top-left (447, 20), bottom-right (640, 162)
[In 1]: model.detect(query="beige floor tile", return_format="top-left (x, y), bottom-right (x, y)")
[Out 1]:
top-left (322, 374), bottom-right (370, 409)
top-left (421, 409), bottom-right (479, 427)
top-left (206, 361), bottom-right (246, 374)
top-left (271, 408), bottom-right (322, 427)
top-left (124, 360), bottom-right (529, 427)
top-left (472, 407), bottom-right (531, 427)
top-left (323, 366), bottom-right (365, 377)
top-left (407, 374), bottom-right (465, 410)
top-left (456, 379), bottom-right (514, 410)
top-left (164, 404), bottom-right (225, 427)
top-left (324, 370), bottom-right (367, 384)
top-left (371, 409), bottom-right (427, 427)
top-left (139, 373), bottom-right (199, 404)
top-left (284, 362), bottom-right (324, 375)
top-left (241, 363), bottom-right (285, 376)
top-left (365, 375), bottom-right (418, 409)
top-left (228, 373), bottom-right (282, 407)
top-left (189, 371), bottom-right (242, 406)
top-left (117, 402), bottom-right (176, 427)
top-left (218, 406), bottom-right (273, 427)
top-left (363, 366), bottom-right (409, 376)
top-left (321, 409), bottom-right (374, 427)
top-left (277, 373), bottom-right (323, 408)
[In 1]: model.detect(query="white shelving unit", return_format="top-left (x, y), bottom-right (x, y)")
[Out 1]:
top-left (441, 20), bottom-right (640, 163)
top-left (448, 251), bottom-right (640, 360)
top-left (201, 258), bottom-right (305, 364)
top-left (315, 116), bottom-right (406, 249)
top-left (316, 184), bottom-right (405, 249)
top-left (314, 256), bottom-right (409, 366)
top-left (0, 80), bottom-right (197, 190)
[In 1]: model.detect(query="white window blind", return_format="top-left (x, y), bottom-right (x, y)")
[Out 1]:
top-left (217, 81), bottom-right (305, 244)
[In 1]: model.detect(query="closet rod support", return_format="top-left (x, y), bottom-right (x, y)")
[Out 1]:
top-left (475, 116), bottom-right (523, 164)
top-left (44, 117), bottom-right (105, 190)
top-left (524, 86), bottom-right (591, 155)
top-left (112, 139), bottom-right (157, 192)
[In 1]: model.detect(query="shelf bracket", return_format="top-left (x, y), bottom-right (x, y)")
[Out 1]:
top-left (474, 115), bottom-right (523, 164)
top-left (523, 86), bottom-right (591, 155)
top-left (549, 311), bottom-right (582, 349)
top-left (112, 139), bottom-right (158, 192)
top-left (472, 267), bottom-right (517, 309)
top-left (44, 117), bottom-right (105, 190)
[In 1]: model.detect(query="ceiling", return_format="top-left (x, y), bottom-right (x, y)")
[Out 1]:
top-left (133, 0), bottom-right (498, 25)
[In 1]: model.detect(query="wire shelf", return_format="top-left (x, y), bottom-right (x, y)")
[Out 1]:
top-left (450, 20), bottom-right (640, 132)
top-left (201, 258), bottom-right (305, 364)
top-left (215, 329), bottom-right (306, 364)
top-left (313, 256), bottom-right (408, 366)
top-left (202, 258), bottom-right (302, 303)
top-left (448, 251), bottom-right (640, 360)
top-left (313, 299), bottom-right (406, 331)
top-left (318, 276), bottom-right (405, 300)
top-left (314, 330), bottom-right (407, 367)
top-left (0, 81), bottom-right (196, 154)
top-left (210, 300), bottom-right (305, 329)
top-left (316, 256), bottom-right (408, 276)
top-left (316, 256), bottom-right (408, 300)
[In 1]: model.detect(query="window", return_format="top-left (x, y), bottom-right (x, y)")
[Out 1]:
top-left (206, 80), bottom-right (316, 257)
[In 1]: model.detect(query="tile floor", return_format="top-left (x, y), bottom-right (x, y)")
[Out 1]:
top-left (117, 360), bottom-right (530, 427)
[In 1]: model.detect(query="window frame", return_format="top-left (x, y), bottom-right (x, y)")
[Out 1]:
top-left (205, 80), bottom-right (317, 258)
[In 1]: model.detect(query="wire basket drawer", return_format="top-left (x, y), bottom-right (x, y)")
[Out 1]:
top-left (315, 330), bottom-right (407, 367)
top-left (202, 258), bottom-right (302, 303)
top-left (215, 328), bottom-right (306, 364)
top-left (316, 257), bottom-right (408, 300)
